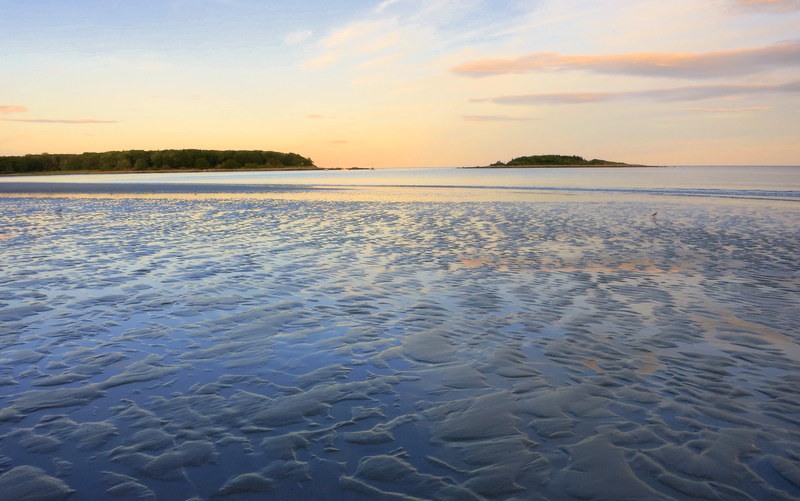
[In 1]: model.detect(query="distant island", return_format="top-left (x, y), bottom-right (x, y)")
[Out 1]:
top-left (0, 149), bottom-right (318, 175)
top-left (474, 154), bottom-right (646, 168)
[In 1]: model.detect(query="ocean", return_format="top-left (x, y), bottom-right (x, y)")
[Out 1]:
top-left (4, 165), bottom-right (800, 197)
top-left (0, 166), bottom-right (798, 500)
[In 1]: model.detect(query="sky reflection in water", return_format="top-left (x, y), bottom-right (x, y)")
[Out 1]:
top-left (0, 182), bottom-right (798, 500)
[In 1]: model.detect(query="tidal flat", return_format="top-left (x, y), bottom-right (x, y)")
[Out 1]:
top-left (0, 188), bottom-right (798, 500)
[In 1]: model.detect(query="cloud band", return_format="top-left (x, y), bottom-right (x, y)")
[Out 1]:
top-left (473, 80), bottom-right (800, 105)
top-left (0, 105), bottom-right (28, 114)
top-left (452, 40), bottom-right (800, 79)
top-left (0, 118), bottom-right (118, 124)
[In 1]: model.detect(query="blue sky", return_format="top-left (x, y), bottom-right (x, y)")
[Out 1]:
top-left (2, 0), bottom-right (799, 166)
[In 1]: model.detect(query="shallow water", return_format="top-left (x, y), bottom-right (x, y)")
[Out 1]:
top-left (1, 187), bottom-right (799, 500)
top-left (5, 166), bottom-right (800, 200)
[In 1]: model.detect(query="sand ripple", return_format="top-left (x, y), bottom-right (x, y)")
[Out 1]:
top-left (0, 194), bottom-right (798, 500)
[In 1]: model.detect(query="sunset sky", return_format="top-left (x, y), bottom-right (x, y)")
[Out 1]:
top-left (2, 0), bottom-right (799, 167)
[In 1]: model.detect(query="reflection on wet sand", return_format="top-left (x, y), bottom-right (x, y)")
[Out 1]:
top-left (0, 190), bottom-right (798, 500)
top-left (457, 257), bottom-right (692, 275)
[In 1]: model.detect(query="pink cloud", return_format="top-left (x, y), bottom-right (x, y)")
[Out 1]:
top-left (686, 106), bottom-right (773, 112)
top-left (452, 40), bottom-right (800, 79)
top-left (737, 0), bottom-right (800, 11)
top-left (0, 105), bottom-right (27, 114)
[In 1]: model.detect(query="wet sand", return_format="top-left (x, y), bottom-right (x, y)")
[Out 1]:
top-left (0, 189), bottom-right (798, 500)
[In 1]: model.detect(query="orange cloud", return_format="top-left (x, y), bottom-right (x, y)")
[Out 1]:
top-left (452, 40), bottom-right (800, 79)
top-left (474, 80), bottom-right (800, 105)
top-left (0, 105), bottom-right (27, 114)
top-left (737, 0), bottom-right (800, 11)
top-left (462, 115), bottom-right (537, 122)
top-left (0, 118), bottom-right (117, 124)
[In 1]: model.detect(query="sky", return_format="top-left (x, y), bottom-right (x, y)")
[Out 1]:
top-left (1, 0), bottom-right (799, 167)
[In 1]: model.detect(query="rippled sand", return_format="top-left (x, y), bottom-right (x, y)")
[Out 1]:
top-left (0, 190), bottom-right (798, 500)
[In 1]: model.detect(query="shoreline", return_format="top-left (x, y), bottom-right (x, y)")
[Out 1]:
top-left (464, 164), bottom-right (659, 169)
top-left (0, 165), bottom-right (669, 177)
top-left (0, 181), bottom-right (328, 194)
top-left (0, 166), bottom-right (323, 178)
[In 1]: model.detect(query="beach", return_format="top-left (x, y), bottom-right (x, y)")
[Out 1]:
top-left (5, 0), bottom-right (800, 496)
top-left (1, 171), bottom-right (798, 500)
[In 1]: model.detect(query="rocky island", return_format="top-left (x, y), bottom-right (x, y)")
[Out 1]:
top-left (475, 154), bottom-right (647, 168)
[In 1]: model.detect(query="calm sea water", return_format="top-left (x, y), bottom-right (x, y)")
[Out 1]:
top-left (4, 166), bottom-right (800, 200)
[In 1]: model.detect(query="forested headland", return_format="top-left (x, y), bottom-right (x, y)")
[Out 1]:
top-left (485, 154), bottom-right (641, 167)
top-left (0, 149), bottom-right (317, 175)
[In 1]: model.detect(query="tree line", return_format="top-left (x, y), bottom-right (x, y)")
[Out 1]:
top-left (0, 149), bottom-right (316, 174)
top-left (491, 154), bottom-right (628, 166)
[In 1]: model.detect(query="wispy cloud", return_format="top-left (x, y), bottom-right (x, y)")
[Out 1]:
top-left (492, 9), bottom-right (598, 38)
top-left (0, 118), bottom-right (118, 124)
top-left (474, 80), bottom-right (800, 105)
top-left (736, 0), bottom-right (800, 11)
top-left (301, 51), bottom-right (343, 71)
top-left (686, 106), bottom-right (773, 112)
top-left (462, 115), bottom-right (536, 122)
top-left (374, 0), bottom-right (403, 14)
top-left (284, 29), bottom-right (313, 46)
top-left (300, 17), bottom-right (404, 70)
top-left (323, 19), bottom-right (390, 49)
top-left (300, 0), bottom-right (487, 73)
top-left (0, 105), bottom-right (115, 125)
top-left (452, 40), bottom-right (800, 79)
top-left (0, 105), bottom-right (27, 114)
